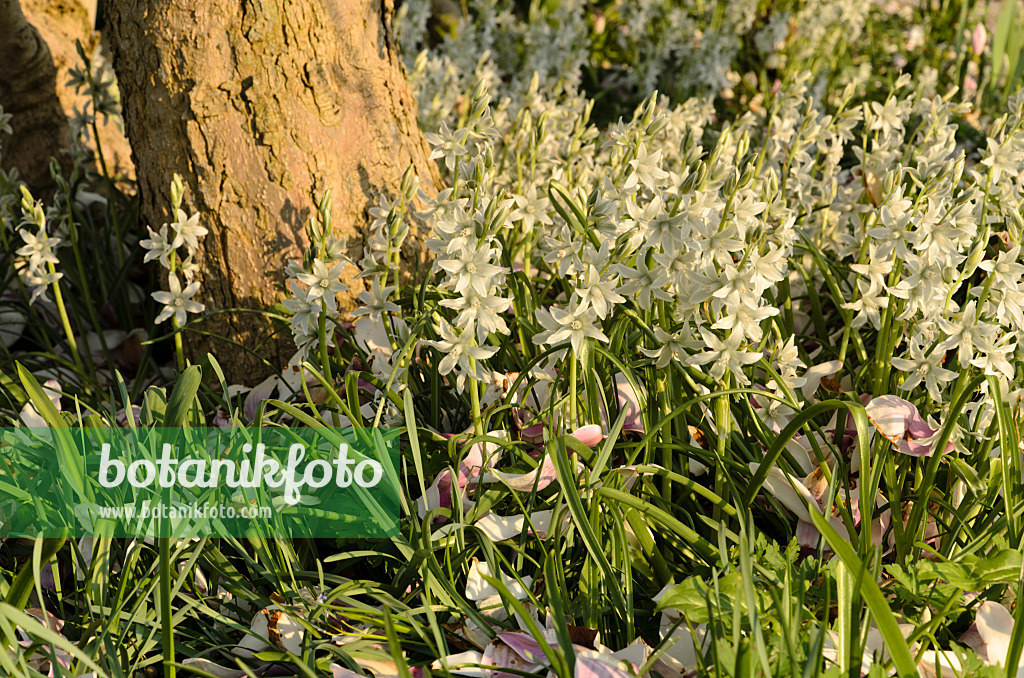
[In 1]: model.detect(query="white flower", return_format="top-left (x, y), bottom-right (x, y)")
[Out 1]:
top-left (890, 336), bottom-right (957, 402)
top-left (711, 302), bottom-right (778, 343)
top-left (867, 98), bottom-right (904, 139)
top-left (640, 326), bottom-right (698, 368)
top-left (510, 185), bottom-right (553, 231)
top-left (936, 301), bottom-right (995, 365)
top-left (424, 320), bottom-right (497, 377)
top-left (168, 209), bottom-right (207, 252)
top-left (283, 280), bottom-right (318, 335)
top-left (440, 289), bottom-right (510, 339)
top-left (152, 273), bottom-right (204, 325)
top-left (424, 122), bottom-right (469, 171)
top-left (625, 143), bottom-right (669, 191)
top-left (574, 265), bottom-right (625, 319)
top-left (352, 277), bottom-right (399, 321)
top-left (616, 252), bottom-right (673, 311)
top-left (436, 246), bottom-right (504, 296)
top-left (971, 332), bottom-right (1016, 381)
top-left (296, 259), bottom-right (348, 312)
top-left (22, 267), bottom-right (62, 304)
top-left (842, 280), bottom-right (890, 330)
top-left (979, 246), bottom-right (1024, 290)
top-left (16, 228), bottom-right (60, 269)
top-left (980, 137), bottom-right (1023, 184)
top-left (533, 303), bottom-right (609, 356)
top-left (687, 327), bottom-right (761, 385)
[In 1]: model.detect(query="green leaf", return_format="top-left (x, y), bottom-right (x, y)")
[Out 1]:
top-left (810, 512), bottom-right (918, 677)
top-left (913, 550), bottom-right (1021, 590)
top-left (164, 365), bottom-right (202, 427)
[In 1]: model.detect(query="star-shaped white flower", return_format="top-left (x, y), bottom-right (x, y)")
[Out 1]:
top-left (152, 273), bottom-right (204, 325)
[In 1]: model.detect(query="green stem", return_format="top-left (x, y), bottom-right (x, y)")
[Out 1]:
top-left (569, 348), bottom-right (579, 430)
top-left (48, 261), bottom-right (87, 384)
top-left (469, 357), bottom-right (483, 437)
top-left (171, 315), bottom-right (185, 374)
top-left (159, 536), bottom-right (175, 678)
top-left (318, 310), bottom-right (339, 427)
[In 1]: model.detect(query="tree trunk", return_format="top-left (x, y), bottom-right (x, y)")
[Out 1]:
top-left (0, 0), bottom-right (73, 191)
top-left (103, 0), bottom-right (439, 384)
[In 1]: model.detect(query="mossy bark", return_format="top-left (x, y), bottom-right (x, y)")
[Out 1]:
top-left (103, 0), bottom-right (439, 384)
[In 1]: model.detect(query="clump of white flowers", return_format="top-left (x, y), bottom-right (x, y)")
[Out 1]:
top-left (281, 192), bottom-right (351, 360)
top-left (139, 175), bottom-right (207, 330)
top-left (12, 187), bottom-right (63, 305)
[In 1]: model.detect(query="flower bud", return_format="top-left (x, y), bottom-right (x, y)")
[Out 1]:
top-left (401, 166), bottom-right (419, 202)
top-left (724, 169), bottom-right (740, 196)
top-left (882, 169), bottom-right (897, 197)
top-left (972, 23), bottom-right (987, 57)
top-left (735, 130), bottom-right (750, 160)
top-left (170, 173), bottom-right (185, 212)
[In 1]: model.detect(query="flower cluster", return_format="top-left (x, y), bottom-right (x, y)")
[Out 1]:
top-left (139, 175), bottom-right (207, 327)
top-left (282, 193), bottom-right (351, 359)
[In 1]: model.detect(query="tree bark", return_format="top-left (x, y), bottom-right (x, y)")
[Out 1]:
top-left (0, 0), bottom-right (73, 191)
top-left (103, 0), bottom-right (439, 384)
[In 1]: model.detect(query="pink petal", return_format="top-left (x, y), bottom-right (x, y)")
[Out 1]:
top-left (571, 425), bottom-right (605, 447)
top-left (330, 665), bottom-right (363, 678)
top-left (495, 632), bottom-right (547, 665)
top-left (212, 409), bottom-right (232, 428)
top-left (865, 395), bottom-right (918, 442)
top-left (897, 438), bottom-right (935, 457)
top-left (574, 655), bottom-right (635, 678)
top-left (519, 422), bottom-right (545, 444)
top-left (615, 374), bottom-right (645, 433)
top-left (796, 520), bottom-right (820, 548)
top-left (418, 469), bottom-right (454, 519)
top-left (482, 633), bottom-right (546, 678)
top-left (243, 375), bottom-right (279, 422)
top-left (459, 434), bottom-right (506, 488)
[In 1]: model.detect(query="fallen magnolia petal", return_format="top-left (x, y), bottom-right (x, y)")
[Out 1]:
top-left (329, 664), bottom-right (362, 678)
top-left (917, 649), bottom-right (966, 678)
top-left (417, 469), bottom-right (455, 519)
top-left (865, 395), bottom-right (953, 457)
top-left (801, 360), bottom-right (842, 402)
top-left (460, 431), bottom-right (508, 488)
top-left (431, 650), bottom-right (487, 677)
top-left (233, 606), bottom-right (304, 658)
top-left (823, 627), bottom-right (887, 675)
top-left (431, 509), bottom-right (569, 542)
top-left (963, 601), bottom-right (1017, 670)
top-left (479, 631), bottom-right (550, 677)
top-left (574, 651), bottom-right (637, 678)
top-left (443, 618), bottom-right (492, 650)
top-left (609, 637), bottom-right (652, 668)
top-left (658, 611), bottom-right (709, 675)
top-left (615, 373), bottom-right (645, 433)
top-left (244, 375), bottom-right (280, 422)
top-left (571, 424), bottom-right (605, 447)
top-left (0, 305), bottom-right (26, 349)
top-left (465, 559), bottom-right (533, 602)
top-left (482, 455), bottom-right (558, 491)
top-left (20, 379), bottom-right (62, 427)
top-left (751, 464), bottom-right (818, 523)
top-left (354, 316), bottom-right (393, 355)
top-left (182, 658), bottom-right (247, 678)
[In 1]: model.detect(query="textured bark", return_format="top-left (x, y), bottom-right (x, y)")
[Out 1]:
top-left (0, 0), bottom-right (73, 190)
top-left (19, 0), bottom-right (135, 182)
top-left (103, 0), bottom-right (439, 384)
